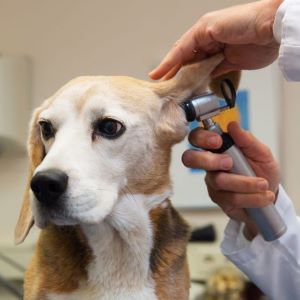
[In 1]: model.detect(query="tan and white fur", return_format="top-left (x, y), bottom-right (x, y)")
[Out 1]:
top-left (15, 54), bottom-right (240, 300)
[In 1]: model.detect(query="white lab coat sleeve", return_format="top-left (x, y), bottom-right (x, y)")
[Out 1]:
top-left (273, 0), bottom-right (300, 81)
top-left (221, 185), bottom-right (300, 300)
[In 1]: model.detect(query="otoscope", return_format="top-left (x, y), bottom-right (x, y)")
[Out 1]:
top-left (181, 80), bottom-right (287, 241)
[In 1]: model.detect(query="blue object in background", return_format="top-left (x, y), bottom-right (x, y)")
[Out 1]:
top-left (237, 90), bottom-right (249, 130)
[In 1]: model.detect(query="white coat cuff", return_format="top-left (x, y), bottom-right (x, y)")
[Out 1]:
top-left (273, 0), bottom-right (300, 81)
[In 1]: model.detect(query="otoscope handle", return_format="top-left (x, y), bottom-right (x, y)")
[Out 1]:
top-left (210, 130), bottom-right (287, 241)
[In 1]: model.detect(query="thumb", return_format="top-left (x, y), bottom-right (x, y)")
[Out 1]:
top-left (227, 122), bottom-right (272, 161)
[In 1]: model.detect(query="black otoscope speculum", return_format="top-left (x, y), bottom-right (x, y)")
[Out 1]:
top-left (181, 80), bottom-right (287, 242)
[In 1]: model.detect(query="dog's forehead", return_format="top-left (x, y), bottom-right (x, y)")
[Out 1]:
top-left (41, 76), bottom-right (162, 120)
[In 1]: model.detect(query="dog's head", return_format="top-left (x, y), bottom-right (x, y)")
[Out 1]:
top-left (14, 54), bottom-right (240, 244)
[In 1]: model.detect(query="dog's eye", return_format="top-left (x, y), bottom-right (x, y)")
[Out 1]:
top-left (93, 118), bottom-right (125, 139)
top-left (39, 120), bottom-right (55, 140)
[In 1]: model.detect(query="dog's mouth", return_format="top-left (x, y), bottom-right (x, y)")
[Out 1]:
top-left (32, 191), bottom-right (118, 229)
top-left (47, 213), bottom-right (79, 227)
top-left (33, 204), bottom-right (78, 228)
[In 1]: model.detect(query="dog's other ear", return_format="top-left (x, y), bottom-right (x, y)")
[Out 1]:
top-left (14, 107), bottom-right (45, 245)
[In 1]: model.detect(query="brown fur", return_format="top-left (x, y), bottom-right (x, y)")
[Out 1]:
top-left (126, 141), bottom-right (172, 195)
top-left (150, 201), bottom-right (190, 300)
top-left (14, 106), bottom-right (45, 244)
top-left (24, 226), bottom-right (92, 299)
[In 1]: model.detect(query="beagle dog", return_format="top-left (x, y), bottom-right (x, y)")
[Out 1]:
top-left (15, 54), bottom-right (239, 300)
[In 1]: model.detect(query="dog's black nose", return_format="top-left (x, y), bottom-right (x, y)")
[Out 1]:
top-left (30, 169), bottom-right (68, 205)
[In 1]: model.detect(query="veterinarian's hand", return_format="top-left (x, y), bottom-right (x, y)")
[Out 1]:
top-left (182, 122), bottom-right (280, 239)
top-left (149, 0), bottom-right (282, 80)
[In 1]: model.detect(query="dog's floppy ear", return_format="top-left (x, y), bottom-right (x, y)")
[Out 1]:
top-left (153, 53), bottom-right (223, 102)
top-left (152, 53), bottom-right (241, 144)
top-left (14, 107), bottom-right (45, 245)
top-left (154, 53), bottom-right (241, 103)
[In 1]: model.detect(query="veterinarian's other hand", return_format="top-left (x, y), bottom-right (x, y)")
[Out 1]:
top-left (182, 122), bottom-right (280, 239)
top-left (149, 0), bottom-right (282, 80)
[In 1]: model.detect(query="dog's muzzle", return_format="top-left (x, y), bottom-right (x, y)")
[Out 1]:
top-left (31, 169), bottom-right (68, 206)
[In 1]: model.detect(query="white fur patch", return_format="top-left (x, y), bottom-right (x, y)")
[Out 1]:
top-left (47, 191), bottom-right (171, 300)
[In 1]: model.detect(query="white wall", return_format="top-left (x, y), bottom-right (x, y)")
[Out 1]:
top-left (0, 0), bottom-right (249, 108)
top-left (0, 0), bottom-right (298, 246)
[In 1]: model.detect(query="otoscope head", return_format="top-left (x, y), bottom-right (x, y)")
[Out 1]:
top-left (181, 79), bottom-right (236, 122)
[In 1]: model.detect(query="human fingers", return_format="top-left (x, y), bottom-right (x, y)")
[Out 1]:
top-left (227, 122), bottom-right (273, 161)
top-left (148, 29), bottom-right (197, 80)
top-left (188, 127), bottom-right (222, 149)
top-left (227, 121), bottom-right (280, 194)
top-left (149, 4), bottom-right (247, 80)
top-left (150, 0), bottom-right (281, 80)
top-left (182, 150), bottom-right (233, 171)
top-left (206, 187), bottom-right (276, 212)
top-left (205, 172), bottom-right (269, 194)
top-left (160, 49), bottom-right (212, 80)
top-left (161, 64), bottom-right (182, 81)
top-left (149, 23), bottom-right (214, 80)
top-left (212, 42), bottom-right (279, 77)
top-left (149, 5), bottom-right (247, 80)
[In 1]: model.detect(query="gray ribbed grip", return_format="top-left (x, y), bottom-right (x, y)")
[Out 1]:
top-left (225, 146), bottom-right (287, 241)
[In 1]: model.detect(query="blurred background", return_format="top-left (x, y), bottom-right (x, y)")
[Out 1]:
top-left (0, 0), bottom-right (299, 299)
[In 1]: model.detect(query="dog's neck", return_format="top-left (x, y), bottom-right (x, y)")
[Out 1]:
top-left (42, 190), bottom-right (174, 300)
top-left (81, 191), bottom-right (171, 288)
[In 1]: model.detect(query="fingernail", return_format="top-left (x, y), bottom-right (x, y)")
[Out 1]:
top-left (208, 136), bottom-right (220, 148)
top-left (149, 69), bottom-right (156, 75)
top-left (220, 157), bottom-right (232, 169)
top-left (182, 151), bottom-right (192, 166)
top-left (148, 70), bottom-right (156, 78)
top-left (257, 180), bottom-right (268, 191)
